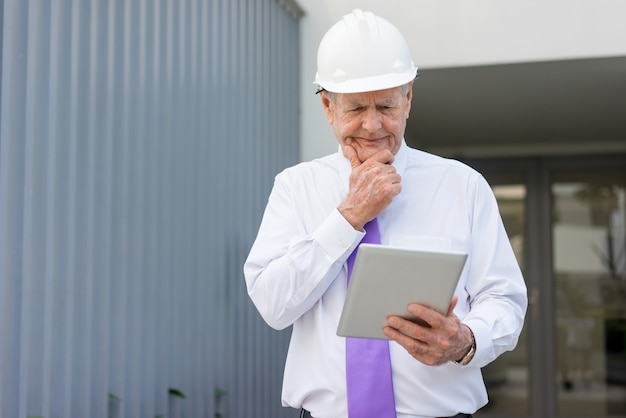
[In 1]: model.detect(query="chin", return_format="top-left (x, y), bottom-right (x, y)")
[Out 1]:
top-left (357, 144), bottom-right (396, 161)
top-left (357, 149), bottom-right (380, 161)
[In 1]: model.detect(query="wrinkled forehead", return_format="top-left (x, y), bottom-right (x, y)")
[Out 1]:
top-left (334, 87), bottom-right (405, 107)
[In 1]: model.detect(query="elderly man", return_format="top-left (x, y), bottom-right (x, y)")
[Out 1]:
top-left (244, 9), bottom-right (527, 418)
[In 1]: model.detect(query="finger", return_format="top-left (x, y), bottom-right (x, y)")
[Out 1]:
top-left (386, 315), bottom-right (429, 340)
top-left (383, 325), bottom-right (422, 346)
top-left (343, 145), bottom-right (361, 168)
top-left (383, 324), bottom-right (439, 365)
top-left (407, 303), bottom-right (449, 330)
top-left (447, 295), bottom-right (459, 316)
top-left (368, 149), bottom-right (395, 165)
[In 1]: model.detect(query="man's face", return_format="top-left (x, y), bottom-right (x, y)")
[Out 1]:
top-left (321, 83), bottom-right (413, 162)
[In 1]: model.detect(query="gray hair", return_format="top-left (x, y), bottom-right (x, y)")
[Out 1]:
top-left (324, 82), bottom-right (411, 102)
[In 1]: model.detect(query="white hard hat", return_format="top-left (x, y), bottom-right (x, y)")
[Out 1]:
top-left (314, 9), bottom-right (418, 94)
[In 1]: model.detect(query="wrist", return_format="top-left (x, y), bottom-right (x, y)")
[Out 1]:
top-left (454, 326), bottom-right (476, 366)
top-left (337, 204), bottom-right (365, 231)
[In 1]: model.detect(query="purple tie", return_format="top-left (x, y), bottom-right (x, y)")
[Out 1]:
top-left (346, 218), bottom-right (396, 418)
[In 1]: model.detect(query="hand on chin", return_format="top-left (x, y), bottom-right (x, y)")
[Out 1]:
top-left (347, 140), bottom-right (383, 162)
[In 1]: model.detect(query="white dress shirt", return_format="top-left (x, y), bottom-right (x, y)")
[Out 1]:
top-left (244, 141), bottom-right (527, 418)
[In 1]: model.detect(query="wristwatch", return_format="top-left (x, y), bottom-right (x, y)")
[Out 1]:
top-left (454, 329), bottom-right (476, 366)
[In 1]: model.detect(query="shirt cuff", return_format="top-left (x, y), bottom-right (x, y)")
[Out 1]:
top-left (460, 318), bottom-right (493, 368)
top-left (312, 208), bottom-right (365, 262)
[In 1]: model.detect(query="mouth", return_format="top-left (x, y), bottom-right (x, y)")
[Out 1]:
top-left (346, 136), bottom-right (393, 161)
top-left (350, 136), bottom-right (388, 145)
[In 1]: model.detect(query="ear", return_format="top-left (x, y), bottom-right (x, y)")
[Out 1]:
top-left (320, 91), bottom-right (334, 125)
top-left (404, 81), bottom-right (414, 119)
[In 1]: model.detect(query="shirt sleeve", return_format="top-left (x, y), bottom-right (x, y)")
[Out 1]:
top-left (243, 171), bottom-right (363, 330)
top-left (462, 175), bottom-right (528, 368)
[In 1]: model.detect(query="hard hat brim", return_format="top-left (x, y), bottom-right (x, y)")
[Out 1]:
top-left (314, 67), bottom-right (418, 94)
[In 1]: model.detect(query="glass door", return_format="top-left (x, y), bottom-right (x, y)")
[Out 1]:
top-left (467, 155), bottom-right (626, 418)
top-left (551, 164), bottom-right (626, 416)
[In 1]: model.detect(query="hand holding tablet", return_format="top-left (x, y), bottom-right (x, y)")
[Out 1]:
top-left (337, 244), bottom-right (468, 340)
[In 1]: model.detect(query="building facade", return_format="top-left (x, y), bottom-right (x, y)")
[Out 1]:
top-left (0, 0), bottom-right (301, 417)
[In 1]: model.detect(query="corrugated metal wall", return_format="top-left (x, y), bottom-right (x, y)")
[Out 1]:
top-left (0, 1), bottom-right (301, 417)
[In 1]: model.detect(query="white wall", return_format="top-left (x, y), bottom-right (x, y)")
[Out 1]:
top-left (298, 0), bottom-right (626, 161)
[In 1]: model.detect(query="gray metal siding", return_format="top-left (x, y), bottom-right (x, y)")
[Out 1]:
top-left (0, 1), bottom-right (300, 417)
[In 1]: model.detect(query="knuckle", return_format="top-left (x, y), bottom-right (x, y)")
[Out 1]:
top-left (408, 341), bottom-right (420, 356)
top-left (439, 338), bottom-right (451, 352)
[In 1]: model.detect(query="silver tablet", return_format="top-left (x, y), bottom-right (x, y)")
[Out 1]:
top-left (337, 244), bottom-right (467, 340)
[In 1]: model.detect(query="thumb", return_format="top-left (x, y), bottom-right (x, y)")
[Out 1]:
top-left (343, 145), bottom-right (361, 169)
top-left (447, 295), bottom-right (459, 316)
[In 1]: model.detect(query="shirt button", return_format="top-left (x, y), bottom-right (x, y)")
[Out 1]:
top-left (339, 239), bottom-right (349, 247)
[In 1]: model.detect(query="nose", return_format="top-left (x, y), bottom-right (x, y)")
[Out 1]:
top-left (361, 107), bottom-right (382, 133)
